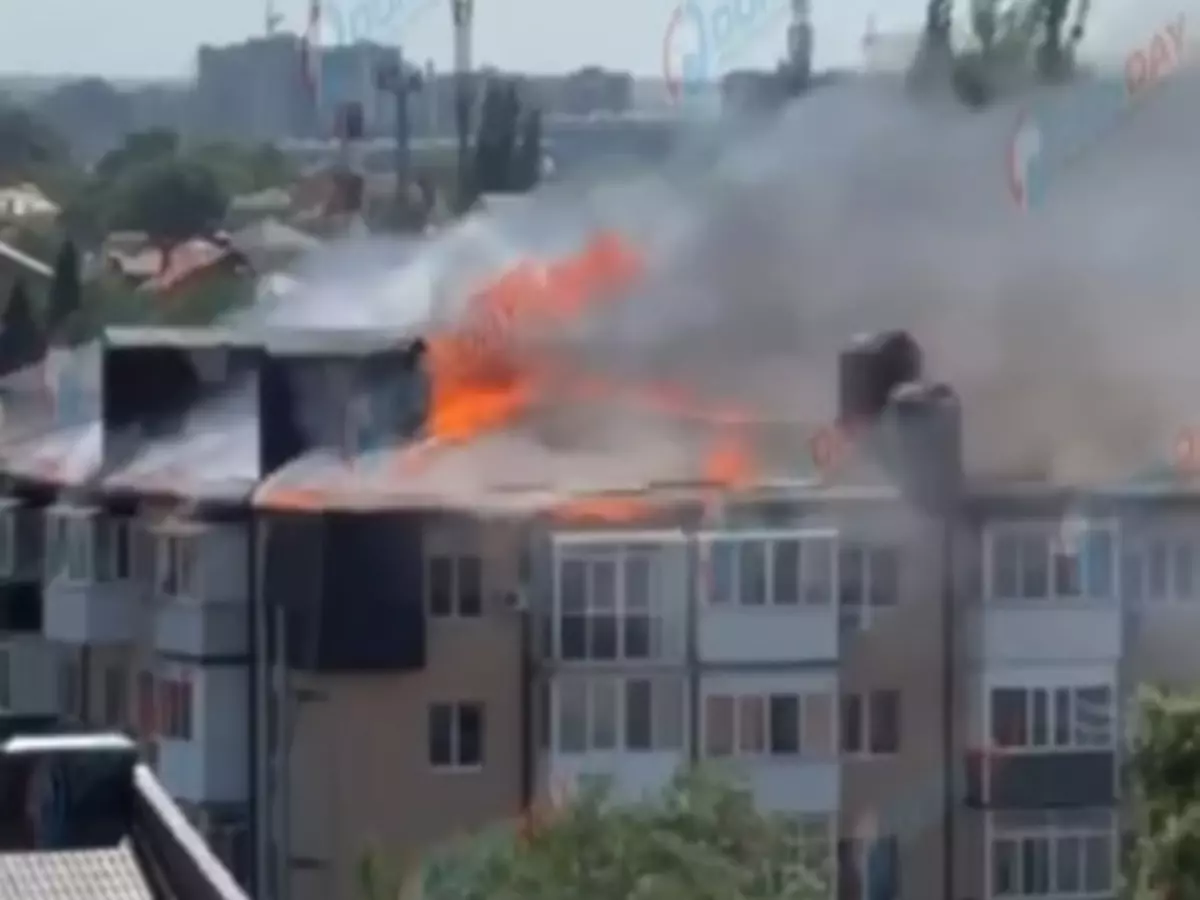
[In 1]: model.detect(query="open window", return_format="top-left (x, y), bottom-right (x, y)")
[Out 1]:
top-left (153, 522), bottom-right (205, 602)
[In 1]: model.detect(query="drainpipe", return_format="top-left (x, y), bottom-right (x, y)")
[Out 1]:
top-left (685, 523), bottom-right (700, 765)
top-left (246, 512), bottom-right (259, 897)
top-left (253, 517), bottom-right (271, 900)
top-left (941, 517), bottom-right (955, 900)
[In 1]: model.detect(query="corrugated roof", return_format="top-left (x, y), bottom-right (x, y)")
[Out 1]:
top-left (0, 843), bottom-right (153, 900)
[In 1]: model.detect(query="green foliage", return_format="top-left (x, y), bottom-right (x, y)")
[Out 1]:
top-left (1129, 687), bottom-right (1200, 900)
top-left (105, 156), bottom-right (228, 244)
top-left (0, 104), bottom-right (71, 178)
top-left (412, 770), bottom-right (826, 900)
top-left (48, 239), bottom-right (81, 332)
top-left (0, 279), bottom-right (46, 373)
top-left (470, 78), bottom-right (544, 199)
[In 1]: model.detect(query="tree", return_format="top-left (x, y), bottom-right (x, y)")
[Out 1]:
top-left (0, 279), bottom-right (45, 375)
top-left (95, 128), bottom-right (179, 182)
top-left (1129, 687), bottom-right (1200, 899)
top-left (47, 240), bottom-right (81, 335)
top-left (472, 77), bottom-right (526, 197)
top-left (513, 108), bottom-right (543, 192)
top-left (0, 106), bottom-right (70, 178)
top-left (409, 771), bottom-right (827, 900)
top-left (33, 78), bottom-right (133, 163)
top-left (106, 157), bottom-right (229, 247)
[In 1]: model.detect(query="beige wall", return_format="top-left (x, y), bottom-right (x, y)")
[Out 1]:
top-left (287, 516), bottom-right (527, 900)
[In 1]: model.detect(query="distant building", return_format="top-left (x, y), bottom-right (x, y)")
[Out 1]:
top-left (0, 185), bottom-right (58, 224)
top-left (194, 36), bottom-right (314, 141)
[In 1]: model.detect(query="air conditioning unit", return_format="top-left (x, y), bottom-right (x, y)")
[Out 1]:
top-left (497, 588), bottom-right (528, 612)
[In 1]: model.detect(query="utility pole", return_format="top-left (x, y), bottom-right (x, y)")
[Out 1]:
top-left (451, 0), bottom-right (475, 210)
top-left (375, 54), bottom-right (423, 209)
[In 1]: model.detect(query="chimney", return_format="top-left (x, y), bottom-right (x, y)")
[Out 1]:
top-left (837, 330), bottom-right (922, 426)
top-left (885, 380), bottom-right (962, 512)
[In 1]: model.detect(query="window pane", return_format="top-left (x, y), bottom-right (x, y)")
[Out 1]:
top-left (1021, 837), bottom-right (1050, 895)
top-left (1085, 530), bottom-right (1113, 597)
top-left (591, 680), bottom-right (617, 751)
top-left (457, 557), bottom-right (483, 617)
top-left (561, 559), bottom-right (587, 613)
top-left (802, 693), bottom-right (833, 757)
top-left (591, 560), bottom-right (617, 611)
top-left (1176, 542), bottom-right (1195, 599)
top-left (558, 681), bottom-right (587, 753)
top-left (623, 614), bottom-right (652, 659)
top-left (1121, 548), bottom-right (1143, 602)
top-left (560, 614), bottom-right (587, 660)
top-left (1149, 541), bottom-right (1169, 600)
top-left (842, 694), bottom-right (863, 753)
top-left (1019, 535), bottom-right (1049, 599)
top-left (739, 542), bottom-right (767, 606)
top-left (839, 546), bottom-right (864, 608)
top-left (1031, 689), bottom-right (1048, 747)
top-left (869, 547), bottom-right (899, 607)
top-left (993, 535), bottom-right (1020, 599)
top-left (589, 614), bottom-right (618, 660)
top-left (1075, 686), bottom-right (1112, 747)
top-left (428, 704), bottom-right (453, 766)
top-left (625, 555), bottom-right (652, 611)
top-left (458, 703), bottom-right (483, 766)
top-left (625, 679), bottom-right (652, 751)
top-left (869, 691), bottom-right (900, 754)
top-left (803, 537), bottom-right (833, 605)
top-left (1054, 687), bottom-right (1071, 747)
top-left (866, 837), bottom-right (899, 900)
top-left (1053, 545), bottom-right (1081, 598)
top-left (705, 695), bottom-right (734, 757)
top-left (1054, 836), bottom-right (1081, 893)
top-left (429, 557), bottom-right (453, 616)
top-left (710, 542), bottom-right (737, 604)
top-left (773, 539), bottom-right (800, 605)
top-left (1083, 835), bottom-right (1112, 892)
top-left (768, 694), bottom-right (800, 756)
top-left (992, 689), bottom-right (1027, 748)
top-left (656, 679), bottom-right (684, 750)
top-left (739, 695), bottom-right (766, 755)
top-left (992, 839), bottom-right (1017, 896)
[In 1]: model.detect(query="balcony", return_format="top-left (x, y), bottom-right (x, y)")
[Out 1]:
top-left (41, 507), bottom-right (142, 646)
top-left (976, 520), bottom-right (1122, 662)
top-left (710, 757), bottom-right (840, 813)
top-left (545, 751), bottom-right (684, 803)
top-left (695, 530), bottom-right (840, 665)
top-left (965, 750), bottom-right (1116, 809)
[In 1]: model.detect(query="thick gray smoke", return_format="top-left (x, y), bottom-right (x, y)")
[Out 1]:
top-left (262, 38), bottom-right (1200, 507)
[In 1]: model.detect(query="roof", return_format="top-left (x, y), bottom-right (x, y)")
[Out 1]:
top-left (0, 843), bottom-right (153, 900)
top-left (136, 240), bottom-right (239, 295)
top-left (103, 326), bottom-right (255, 350)
top-left (0, 239), bottom-right (53, 280)
top-left (229, 218), bottom-right (320, 257)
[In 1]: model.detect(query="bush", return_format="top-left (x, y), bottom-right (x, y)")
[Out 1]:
top-left (399, 770), bottom-right (828, 900)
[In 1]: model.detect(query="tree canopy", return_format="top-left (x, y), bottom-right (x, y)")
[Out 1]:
top-left (470, 77), bottom-right (544, 200)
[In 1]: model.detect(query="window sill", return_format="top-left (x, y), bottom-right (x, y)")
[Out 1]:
top-left (429, 612), bottom-right (485, 622)
top-left (705, 602), bottom-right (836, 612)
top-left (430, 764), bottom-right (484, 774)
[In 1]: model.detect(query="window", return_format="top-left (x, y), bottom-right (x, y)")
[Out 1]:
top-left (987, 523), bottom-right (1114, 601)
top-left (44, 508), bottom-right (96, 584)
top-left (429, 701), bottom-right (485, 769)
top-left (990, 809), bottom-right (1115, 898)
top-left (158, 675), bottom-right (194, 740)
top-left (155, 533), bottom-right (202, 600)
top-left (842, 690), bottom-right (901, 755)
top-left (0, 646), bottom-right (10, 709)
top-left (838, 835), bottom-right (900, 900)
top-left (135, 670), bottom-right (157, 737)
top-left (704, 691), bottom-right (833, 759)
top-left (557, 544), bottom-right (666, 661)
top-left (838, 543), bottom-right (900, 632)
top-left (990, 685), bottom-right (1114, 750)
top-left (97, 519), bottom-right (132, 582)
top-left (103, 666), bottom-right (127, 729)
top-left (1122, 533), bottom-right (1200, 604)
top-left (705, 532), bottom-right (836, 606)
top-left (555, 676), bottom-right (684, 753)
top-left (57, 656), bottom-right (82, 721)
top-left (427, 554), bottom-right (484, 618)
top-left (0, 502), bottom-right (15, 578)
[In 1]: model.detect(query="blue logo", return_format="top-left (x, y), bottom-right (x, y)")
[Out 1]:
top-left (662, 0), bottom-right (792, 104)
top-left (323, 0), bottom-right (439, 49)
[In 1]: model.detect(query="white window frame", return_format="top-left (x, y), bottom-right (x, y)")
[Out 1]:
top-left (552, 533), bottom-right (680, 663)
top-left (987, 684), bottom-right (1115, 752)
top-left (0, 499), bottom-right (18, 579)
top-left (44, 506), bottom-right (98, 585)
top-left (987, 809), bottom-right (1117, 899)
top-left (837, 540), bottom-right (901, 631)
top-left (701, 690), bottom-right (834, 760)
top-left (698, 528), bottom-right (838, 607)
top-left (426, 553), bottom-right (484, 619)
top-left (984, 520), bottom-right (1118, 603)
top-left (428, 701), bottom-right (485, 772)
top-left (841, 689), bottom-right (902, 757)
top-left (553, 675), bottom-right (686, 755)
top-left (152, 524), bottom-right (206, 602)
top-left (1121, 528), bottom-right (1200, 605)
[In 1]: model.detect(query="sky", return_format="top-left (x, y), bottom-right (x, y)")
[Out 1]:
top-left (0, 0), bottom-right (930, 80)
